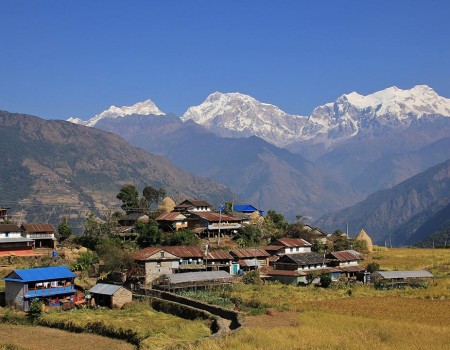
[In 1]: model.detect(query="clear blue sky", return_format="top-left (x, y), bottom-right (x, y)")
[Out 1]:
top-left (1, 0), bottom-right (449, 120)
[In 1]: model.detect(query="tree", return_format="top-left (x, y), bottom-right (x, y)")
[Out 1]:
top-left (96, 238), bottom-right (134, 272)
top-left (136, 219), bottom-right (161, 247)
top-left (80, 211), bottom-right (113, 248)
top-left (143, 186), bottom-right (166, 209)
top-left (320, 273), bottom-right (332, 288)
top-left (163, 229), bottom-right (200, 246)
top-left (311, 239), bottom-right (325, 253)
top-left (266, 210), bottom-right (288, 231)
top-left (117, 184), bottom-right (140, 213)
top-left (57, 218), bottom-right (72, 242)
top-left (236, 225), bottom-right (263, 247)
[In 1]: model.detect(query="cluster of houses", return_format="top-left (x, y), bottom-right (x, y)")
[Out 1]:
top-left (129, 237), bottom-right (368, 287)
top-left (116, 199), bottom-right (259, 239)
top-left (0, 201), bottom-right (434, 311)
top-left (0, 208), bottom-right (56, 256)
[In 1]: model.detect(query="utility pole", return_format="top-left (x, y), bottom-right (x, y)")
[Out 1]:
top-left (217, 206), bottom-right (222, 246)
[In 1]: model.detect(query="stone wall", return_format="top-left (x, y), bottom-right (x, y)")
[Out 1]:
top-left (5, 281), bottom-right (24, 310)
top-left (145, 289), bottom-right (243, 330)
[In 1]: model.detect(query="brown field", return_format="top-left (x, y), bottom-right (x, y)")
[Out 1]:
top-left (0, 323), bottom-right (134, 350)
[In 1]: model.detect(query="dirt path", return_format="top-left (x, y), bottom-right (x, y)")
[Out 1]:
top-left (0, 323), bottom-right (135, 350)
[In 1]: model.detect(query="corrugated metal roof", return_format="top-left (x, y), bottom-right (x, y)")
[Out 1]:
top-left (191, 212), bottom-right (242, 223)
top-left (328, 250), bottom-right (362, 262)
top-left (372, 270), bottom-right (433, 279)
top-left (178, 200), bottom-right (211, 207)
top-left (89, 283), bottom-right (122, 295)
top-left (0, 224), bottom-right (21, 232)
top-left (277, 253), bottom-right (327, 266)
top-left (206, 250), bottom-right (233, 260)
top-left (131, 245), bottom-right (204, 260)
top-left (274, 238), bottom-right (312, 248)
top-left (261, 245), bottom-right (284, 252)
top-left (337, 265), bottom-right (365, 272)
top-left (164, 245), bottom-right (203, 258)
top-left (21, 223), bottom-right (55, 233)
top-left (3, 266), bottom-right (76, 282)
top-left (230, 248), bottom-right (270, 258)
top-left (130, 247), bottom-right (162, 260)
top-left (0, 237), bottom-right (34, 243)
top-left (156, 212), bottom-right (186, 221)
top-left (238, 259), bottom-right (260, 267)
top-left (232, 205), bottom-right (258, 212)
top-left (165, 271), bottom-right (232, 284)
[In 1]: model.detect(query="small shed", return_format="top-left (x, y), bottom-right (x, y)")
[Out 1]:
top-left (89, 283), bottom-right (132, 309)
top-left (371, 270), bottom-right (433, 287)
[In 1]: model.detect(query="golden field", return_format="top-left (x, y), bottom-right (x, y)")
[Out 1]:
top-left (1, 248), bottom-right (449, 350)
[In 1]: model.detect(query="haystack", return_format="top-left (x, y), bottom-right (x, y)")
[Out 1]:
top-left (356, 228), bottom-right (373, 253)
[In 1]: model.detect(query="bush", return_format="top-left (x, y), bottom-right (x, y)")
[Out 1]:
top-left (320, 273), bottom-right (332, 288)
top-left (28, 298), bottom-right (43, 318)
top-left (242, 270), bottom-right (263, 285)
top-left (367, 262), bottom-right (380, 273)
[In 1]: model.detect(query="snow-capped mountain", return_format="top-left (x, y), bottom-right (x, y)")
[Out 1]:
top-left (181, 92), bottom-right (307, 147)
top-left (182, 85), bottom-right (450, 148)
top-left (68, 99), bottom-right (165, 127)
top-left (303, 85), bottom-right (450, 145)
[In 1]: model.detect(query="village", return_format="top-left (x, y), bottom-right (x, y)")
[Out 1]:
top-left (0, 198), bottom-right (434, 316)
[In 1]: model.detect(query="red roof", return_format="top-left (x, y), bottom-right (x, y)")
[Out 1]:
top-left (206, 250), bottom-right (233, 260)
top-left (328, 250), bottom-right (361, 262)
top-left (130, 247), bottom-right (163, 260)
top-left (155, 212), bottom-right (186, 221)
top-left (230, 248), bottom-right (270, 259)
top-left (262, 245), bottom-right (285, 252)
top-left (337, 265), bottom-right (365, 272)
top-left (163, 245), bottom-right (204, 258)
top-left (21, 223), bottom-right (55, 233)
top-left (130, 245), bottom-right (204, 260)
top-left (273, 238), bottom-right (312, 248)
top-left (191, 212), bottom-right (242, 223)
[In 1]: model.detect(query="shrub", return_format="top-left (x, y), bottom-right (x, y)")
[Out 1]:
top-left (367, 262), bottom-right (380, 273)
top-left (243, 270), bottom-right (263, 285)
top-left (320, 273), bottom-right (332, 288)
top-left (28, 298), bottom-right (43, 318)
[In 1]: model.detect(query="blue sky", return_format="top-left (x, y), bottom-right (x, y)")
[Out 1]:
top-left (1, 0), bottom-right (449, 119)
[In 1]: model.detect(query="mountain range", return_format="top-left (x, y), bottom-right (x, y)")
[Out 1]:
top-left (4, 84), bottom-right (450, 245)
top-left (0, 111), bottom-right (233, 230)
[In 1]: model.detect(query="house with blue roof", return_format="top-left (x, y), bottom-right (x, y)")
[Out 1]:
top-left (3, 266), bottom-right (77, 311)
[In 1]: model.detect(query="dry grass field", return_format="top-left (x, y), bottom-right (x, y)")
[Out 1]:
top-left (180, 248), bottom-right (450, 350)
top-left (1, 248), bottom-right (449, 350)
top-left (0, 323), bottom-right (134, 350)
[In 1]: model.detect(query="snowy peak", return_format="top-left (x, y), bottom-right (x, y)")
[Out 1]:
top-left (182, 92), bottom-right (307, 147)
top-left (67, 99), bottom-right (165, 127)
top-left (335, 85), bottom-right (450, 118)
top-left (87, 99), bottom-right (165, 127)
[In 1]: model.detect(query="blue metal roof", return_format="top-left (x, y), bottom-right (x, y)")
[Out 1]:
top-left (3, 266), bottom-right (76, 283)
top-left (218, 204), bottom-right (263, 214)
